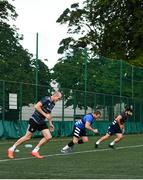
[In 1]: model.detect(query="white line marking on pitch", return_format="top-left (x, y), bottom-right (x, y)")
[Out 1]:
top-left (0, 144), bottom-right (143, 163)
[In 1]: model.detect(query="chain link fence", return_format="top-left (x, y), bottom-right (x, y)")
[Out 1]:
top-left (0, 57), bottom-right (143, 137)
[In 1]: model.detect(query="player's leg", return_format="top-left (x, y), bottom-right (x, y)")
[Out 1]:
top-left (95, 133), bottom-right (110, 148)
top-left (61, 126), bottom-right (82, 153)
top-left (33, 128), bottom-right (52, 149)
top-left (7, 118), bottom-right (35, 158)
top-left (79, 128), bottom-right (89, 144)
top-left (61, 136), bottom-right (79, 153)
top-left (66, 135), bottom-right (89, 152)
top-left (109, 133), bottom-right (123, 149)
top-left (32, 128), bottom-right (52, 158)
top-left (95, 124), bottom-right (115, 148)
top-left (80, 136), bottom-right (88, 143)
top-left (8, 130), bottom-right (32, 159)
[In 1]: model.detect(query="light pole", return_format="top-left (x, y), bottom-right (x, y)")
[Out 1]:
top-left (36, 32), bottom-right (39, 101)
top-left (120, 59), bottom-right (123, 110)
top-left (83, 48), bottom-right (88, 114)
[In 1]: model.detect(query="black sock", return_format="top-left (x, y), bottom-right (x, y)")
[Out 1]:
top-left (78, 139), bottom-right (84, 144)
top-left (68, 141), bottom-right (74, 147)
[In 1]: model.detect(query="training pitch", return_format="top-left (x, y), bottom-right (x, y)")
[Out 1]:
top-left (0, 134), bottom-right (143, 179)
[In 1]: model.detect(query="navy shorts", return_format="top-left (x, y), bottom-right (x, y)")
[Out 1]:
top-left (27, 118), bottom-right (48, 133)
top-left (107, 123), bottom-right (122, 136)
top-left (73, 126), bottom-right (87, 138)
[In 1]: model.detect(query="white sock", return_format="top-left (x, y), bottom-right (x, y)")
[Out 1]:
top-left (62, 145), bottom-right (69, 150)
top-left (9, 145), bottom-right (16, 151)
top-left (96, 140), bottom-right (101, 145)
top-left (110, 141), bottom-right (115, 146)
top-left (32, 147), bottom-right (40, 153)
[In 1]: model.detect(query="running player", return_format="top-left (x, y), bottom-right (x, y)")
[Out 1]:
top-left (95, 105), bottom-right (133, 149)
top-left (8, 91), bottom-right (62, 159)
top-left (61, 111), bottom-right (101, 153)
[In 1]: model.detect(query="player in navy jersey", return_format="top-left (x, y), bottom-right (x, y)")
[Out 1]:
top-left (95, 106), bottom-right (133, 149)
top-left (8, 91), bottom-right (62, 159)
top-left (61, 111), bottom-right (101, 153)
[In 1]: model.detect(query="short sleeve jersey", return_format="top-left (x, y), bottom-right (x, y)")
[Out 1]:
top-left (119, 111), bottom-right (128, 124)
top-left (113, 111), bottom-right (128, 125)
top-left (75, 113), bottom-right (94, 129)
top-left (31, 96), bottom-right (55, 124)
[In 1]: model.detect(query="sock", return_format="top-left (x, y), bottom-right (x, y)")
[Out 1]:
top-left (9, 145), bottom-right (16, 151)
top-left (32, 147), bottom-right (40, 153)
top-left (68, 141), bottom-right (74, 147)
top-left (96, 140), bottom-right (101, 145)
top-left (62, 145), bottom-right (69, 150)
top-left (110, 141), bottom-right (115, 146)
top-left (62, 141), bottom-right (75, 150)
top-left (78, 139), bottom-right (84, 144)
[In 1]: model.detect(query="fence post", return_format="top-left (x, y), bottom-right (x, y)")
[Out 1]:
top-left (120, 59), bottom-right (123, 110)
top-left (103, 94), bottom-right (105, 121)
top-left (35, 32), bottom-right (39, 101)
top-left (73, 91), bottom-right (76, 121)
top-left (62, 96), bottom-right (64, 122)
top-left (61, 95), bottom-right (65, 136)
top-left (94, 93), bottom-right (96, 111)
top-left (83, 48), bottom-right (88, 114)
top-left (2, 80), bottom-right (5, 121)
top-left (19, 82), bottom-right (23, 121)
top-left (131, 65), bottom-right (134, 99)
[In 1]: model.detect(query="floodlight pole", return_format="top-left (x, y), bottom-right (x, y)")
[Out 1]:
top-left (36, 32), bottom-right (39, 101)
top-left (120, 59), bottom-right (123, 110)
top-left (84, 48), bottom-right (88, 114)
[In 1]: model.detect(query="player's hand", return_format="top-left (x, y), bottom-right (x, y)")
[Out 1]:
top-left (45, 113), bottom-right (51, 120)
top-left (120, 125), bottom-right (125, 134)
top-left (93, 129), bottom-right (98, 134)
top-left (121, 128), bottom-right (125, 134)
top-left (50, 123), bottom-right (55, 132)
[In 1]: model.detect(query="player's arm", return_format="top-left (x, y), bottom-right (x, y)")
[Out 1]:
top-left (34, 102), bottom-right (54, 131)
top-left (85, 122), bottom-right (98, 134)
top-left (34, 101), bottom-right (50, 118)
top-left (115, 115), bottom-right (124, 129)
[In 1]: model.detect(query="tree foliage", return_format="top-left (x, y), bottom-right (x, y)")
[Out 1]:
top-left (57, 0), bottom-right (143, 64)
top-left (0, 0), bottom-right (52, 107)
top-left (0, 0), bottom-right (18, 21)
top-left (52, 0), bottom-right (143, 109)
top-left (0, 0), bottom-right (34, 82)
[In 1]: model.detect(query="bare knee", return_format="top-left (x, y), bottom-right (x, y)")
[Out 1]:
top-left (44, 135), bottom-right (52, 141)
top-left (42, 129), bottom-right (52, 141)
top-left (83, 139), bottom-right (88, 143)
top-left (82, 137), bottom-right (89, 143)
top-left (119, 136), bottom-right (123, 140)
top-left (117, 134), bottom-right (123, 141)
top-left (101, 134), bottom-right (110, 141)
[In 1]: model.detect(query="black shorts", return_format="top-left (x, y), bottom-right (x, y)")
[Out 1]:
top-left (27, 118), bottom-right (48, 133)
top-left (73, 126), bottom-right (87, 138)
top-left (107, 123), bottom-right (122, 136)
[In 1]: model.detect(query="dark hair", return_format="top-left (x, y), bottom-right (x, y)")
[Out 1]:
top-left (94, 111), bottom-right (101, 115)
top-left (125, 105), bottom-right (133, 112)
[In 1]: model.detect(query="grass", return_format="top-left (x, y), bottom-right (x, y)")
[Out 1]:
top-left (0, 134), bottom-right (143, 179)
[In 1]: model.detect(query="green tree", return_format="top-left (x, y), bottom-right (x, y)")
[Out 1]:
top-left (52, 0), bottom-right (143, 109)
top-left (57, 0), bottom-right (143, 65)
top-left (52, 48), bottom-right (85, 108)
top-left (0, 0), bottom-right (34, 82)
top-left (0, 0), bottom-right (52, 107)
